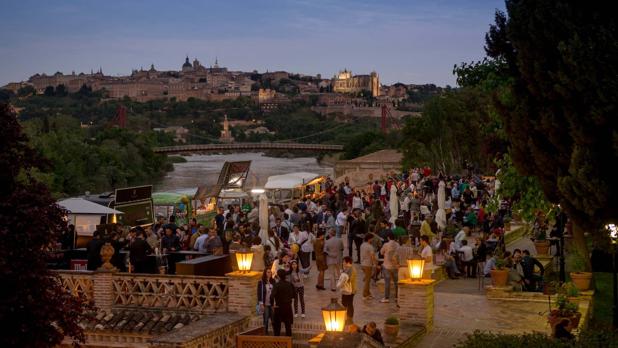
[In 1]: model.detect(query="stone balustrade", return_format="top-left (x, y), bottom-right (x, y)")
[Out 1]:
top-left (55, 271), bottom-right (229, 314)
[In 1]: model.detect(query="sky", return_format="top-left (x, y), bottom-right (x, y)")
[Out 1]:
top-left (0, 0), bottom-right (505, 87)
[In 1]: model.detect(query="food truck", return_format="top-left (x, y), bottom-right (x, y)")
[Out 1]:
top-left (264, 172), bottom-right (326, 206)
top-left (152, 192), bottom-right (193, 226)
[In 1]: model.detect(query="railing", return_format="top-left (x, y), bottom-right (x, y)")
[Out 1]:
top-left (236, 335), bottom-right (292, 348)
top-left (112, 273), bottom-right (229, 313)
top-left (153, 142), bottom-right (344, 154)
top-left (56, 270), bottom-right (95, 301)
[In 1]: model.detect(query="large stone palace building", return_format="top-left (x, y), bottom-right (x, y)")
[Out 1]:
top-left (332, 69), bottom-right (380, 97)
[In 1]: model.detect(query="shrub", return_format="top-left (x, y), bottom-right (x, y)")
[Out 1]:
top-left (456, 330), bottom-right (618, 348)
top-left (384, 316), bottom-right (399, 325)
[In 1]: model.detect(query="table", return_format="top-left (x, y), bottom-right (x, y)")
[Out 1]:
top-left (176, 254), bottom-right (232, 276)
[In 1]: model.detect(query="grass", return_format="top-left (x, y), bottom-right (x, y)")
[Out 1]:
top-left (591, 272), bottom-right (614, 329)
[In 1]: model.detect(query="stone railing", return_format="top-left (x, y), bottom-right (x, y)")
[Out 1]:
top-left (56, 270), bottom-right (95, 302)
top-left (112, 273), bottom-right (229, 313)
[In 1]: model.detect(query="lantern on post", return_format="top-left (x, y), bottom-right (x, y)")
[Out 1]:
top-left (321, 298), bottom-right (347, 332)
top-left (235, 249), bottom-right (254, 273)
top-left (407, 258), bottom-right (425, 281)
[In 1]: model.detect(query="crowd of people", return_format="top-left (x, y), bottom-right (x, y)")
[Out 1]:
top-left (69, 166), bottom-right (552, 341)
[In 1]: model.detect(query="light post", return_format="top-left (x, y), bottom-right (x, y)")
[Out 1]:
top-left (407, 258), bottom-right (426, 281)
top-left (235, 249), bottom-right (254, 273)
top-left (321, 298), bottom-right (347, 332)
top-left (606, 223), bottom-right (618, 329)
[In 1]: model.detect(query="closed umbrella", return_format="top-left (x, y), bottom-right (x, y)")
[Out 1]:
top-left (435, 180), bottom-right (447, 230)
top-left (389, 184), bottom-right (399, 224)
top-left (258, 194), bottom-right (269, 244)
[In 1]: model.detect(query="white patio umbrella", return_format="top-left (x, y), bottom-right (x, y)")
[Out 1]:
top-left (389, 184), bottom-right (399, 224)
top-left (258, 194), bottom-right (269, 244)
top-left (435, 180), bottom-right (447, 230)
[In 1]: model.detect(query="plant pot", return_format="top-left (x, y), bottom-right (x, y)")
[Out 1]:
top-left (534, 240), bottom-right (550, 256)
top-left (570, 272), bottom-right (592, 291)
top-left (504, 222), bottom-right (511, 231)
top-left (548, 310), bottom-right (581, 333)
top-left (383, 323), bottom-right (399, 337)
top-left (490, 269), bottom-right (509, 287)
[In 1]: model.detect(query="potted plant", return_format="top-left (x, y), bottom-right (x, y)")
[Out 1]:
top-left (562, 282), bottom-right (580, 303)
top-left (503, 216), bottom-right (512, 232)
top-left (567, 251), bottom-right (592, 291)
top-left (490, 252), bottom-right (509, 287)
top-left (548, 294), bottom-right (581, 334)
top-left (383, 316), bottom-right (399, 337)
top-left (533, 229), bottom-right (550, 256)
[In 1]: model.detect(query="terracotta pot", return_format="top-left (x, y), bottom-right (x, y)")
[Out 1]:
top-left (383, 323), bottom-right (399, 337)
top-left (490, 269), bottom-right (509, 287)
top-left (534, 240), bottom-right (550, 256)
top-left (570, 272), bottom-right (592, 291)
top-left (548, 310), bottom-right (581, 333)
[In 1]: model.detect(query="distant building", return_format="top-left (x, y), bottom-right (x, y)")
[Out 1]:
top-left (153, 126), bottom-right (190, 143)
top-left (332, 69), bottom-right (380, 97)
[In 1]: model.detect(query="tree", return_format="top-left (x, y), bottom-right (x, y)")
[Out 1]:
top-left (0, 103), bottom-right (89, 347)
top-left (43, 86), bottom-right (55, 97)
top-left (485, 1), bottom-right (618, 245)
top-left (17, 85), bottom-right (36, 97)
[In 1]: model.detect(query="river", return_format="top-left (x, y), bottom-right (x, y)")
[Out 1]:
top-left (155, 153), bottom-right (334, 192)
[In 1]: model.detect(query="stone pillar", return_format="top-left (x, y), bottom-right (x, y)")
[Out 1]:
top-left (92, 271), bottom-right (115, 313)
top-left (397, 279), bottom-right (436, 331)
top-left (226, 271), bottom-right (261, 316)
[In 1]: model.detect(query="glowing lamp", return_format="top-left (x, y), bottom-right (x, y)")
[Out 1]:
top-left (322, 298), bottom-right (347, 332)
top-left (111, 214), bottom-right (117, 224)
top-left (235, 249), bottom-right (254, 272)
top-left (407, 258), bottom-right (425, 281)
top-left (606, 224), bottom-right (618, 245)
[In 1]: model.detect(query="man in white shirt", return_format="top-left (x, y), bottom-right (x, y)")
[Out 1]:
top-left (454, 226), bottom-right (469, 249)
top-left (335, 208), bottom-right (348, 238)
top-left (459, 240), bottom-right (475, 278)
top-left (379, 232), bottom-right (400, 303)
top-left (420, 235), bottom-right (434, 279)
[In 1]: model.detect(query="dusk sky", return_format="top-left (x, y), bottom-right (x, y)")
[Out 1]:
top-left (1, 0), bottom-right (505, 87)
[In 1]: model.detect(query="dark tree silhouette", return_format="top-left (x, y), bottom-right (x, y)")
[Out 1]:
top-left (0, 103), bottom-right (89, 347)
top-left (485, 1), bottom-right (618, 246)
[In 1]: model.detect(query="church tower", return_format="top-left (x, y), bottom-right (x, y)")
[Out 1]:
top-left (220, 114), bottom-right (234, 143)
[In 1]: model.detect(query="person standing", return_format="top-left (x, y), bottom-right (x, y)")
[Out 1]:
top-left (380, 232), bottom-right (400, 303)
top-left (290, 261), bottom-right (306, 318)
top-left (313, 230), bottom-right (327, 290)
top-left (257, 269), bottom-right (275, 335)
top-left (420, 235), bottom-right (434, 279)
top-left (86, 231), bottom-right (104, 270)
top-left (129, 230), bottom-right (153, 273)
top-left (337, 256), bottom-right (357, 324)
top-left (335, 208), bottom-right (348, 238)
top-left (271, 269), bottom-right (295, 336)
top-left (360, 234), bottom-right (376, 299)
top-left (324, 228), bottom-right (344, 291)
top-left (349, 209), bottom-right (367, 263)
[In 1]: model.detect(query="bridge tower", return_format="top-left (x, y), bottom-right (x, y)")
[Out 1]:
top-left (111, 105), bottom-right (127, 128)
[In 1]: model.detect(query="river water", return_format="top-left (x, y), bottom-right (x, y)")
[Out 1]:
top-left (155, 153), bottom-right (334, 192)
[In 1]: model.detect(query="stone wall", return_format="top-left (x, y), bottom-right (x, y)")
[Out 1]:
top-left (397, 279), bottom-right (435, 331)
top-left (149, 313), bottom-right (249, 348)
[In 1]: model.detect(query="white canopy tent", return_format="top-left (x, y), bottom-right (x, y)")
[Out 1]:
top-left (264, 172), bottom-right (321, 189)
top-left (58, 198), bottom-right (123, 236)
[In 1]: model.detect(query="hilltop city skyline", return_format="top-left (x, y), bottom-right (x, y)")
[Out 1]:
top-left (0, 0), bottom-right (505, 87)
